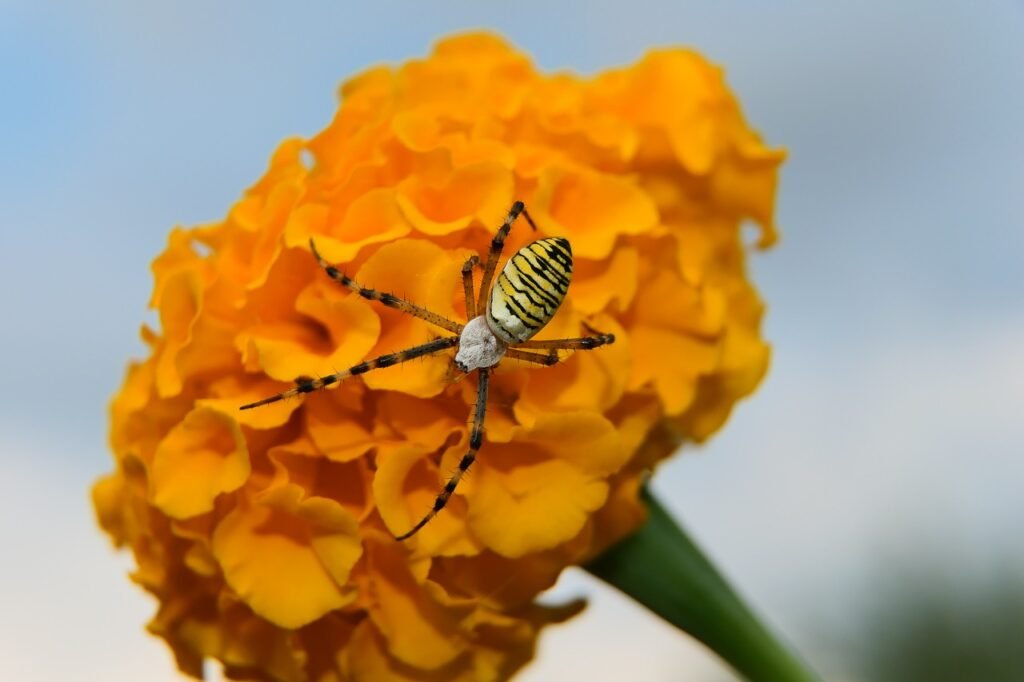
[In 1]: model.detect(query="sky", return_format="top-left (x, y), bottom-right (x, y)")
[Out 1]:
top-left (1, 1), bottom-right (1022, 680)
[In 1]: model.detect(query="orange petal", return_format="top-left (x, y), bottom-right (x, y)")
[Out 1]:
top-left (374, 443), bottom-right (480, 557)
top-left (709, 148), bottom-right (786, 248)
top-left (305, 389), bottom-right (378, 463)
top-left (516, 314), bottom-right (630, 417)
top-left (628, 326), bottom-right (719, 415)
top-left (534, 166), bottom-right (659, 259)
top-left (355, 240), bottom-right (462, 397)
top-left (569, 247), bottom-right (640, 315)
top-left (238, 279), bottom-right (381, 382)
top-left (287, 187), bottom-right (413, 263)
top-left (212, 484), bottom-right (361, 629)
top-left (397, 162), bottom-right (514, 236)
top-left (199, 374), bottom-right (300, 430)
top-left (345, 620), bottom-right (465, 682)
top-left (153, 267), bottom-right (203, 397)
top-left (267, 435), bottom-right (374, 522)
top-left (91, 473), bottom-right (127, 545)
top-left (469, 449), bottom-right (608, 558)
top-left (631, 268), bottom-right (726, 337)
top-left (514, 411), bottom-right (627, 477)
top-left (365, 535), bottom-right (467, 669)
top-left (375, 392), bottom-right (465, 449)
top-left (149, 407), bottom-right (250, 519)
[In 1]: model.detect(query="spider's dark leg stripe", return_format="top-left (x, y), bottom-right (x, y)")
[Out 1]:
top-left (462, 254), bottom-right (479, 318)
top-left (396, 367), bottom-right (491, 541)
top-left (514, 333), bottom-right (616, 351)
top-left (504, 348), bottom-right (560, 366)
top-left (477, 201), bottom-right (536, 317)
top-left (239, 337), bottom-right (459, 410)
top-left (309, 239), bottom-right (463, 334)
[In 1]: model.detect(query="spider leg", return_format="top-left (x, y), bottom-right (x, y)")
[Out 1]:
top-left (461, 254), bottom-right (479, 318)
top-left (396, 367), bottom-right (491, 541)
top-left (239, 337), bottom-right (459, 410)
top-left (310, 238), bottom-right (463, 334)
top-left (476, 201), bottom-right (538, 318)
top-left (503, 348), bottom-right (560, 366)
top-left (513, 331), bottom-right (616, 351)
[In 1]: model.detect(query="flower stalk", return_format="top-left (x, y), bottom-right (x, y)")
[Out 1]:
top-left (586, 488), bottom-right (819, 682)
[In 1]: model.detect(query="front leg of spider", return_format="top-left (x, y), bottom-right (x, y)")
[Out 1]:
top-left (395, 367), bottom-right (491, 541)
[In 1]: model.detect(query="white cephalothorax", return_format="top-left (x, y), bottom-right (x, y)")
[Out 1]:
top-left (455, 316), bottom-right (508, 372)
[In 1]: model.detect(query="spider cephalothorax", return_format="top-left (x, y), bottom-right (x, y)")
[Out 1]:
top-left (240, 201), bottom-right (615, 539)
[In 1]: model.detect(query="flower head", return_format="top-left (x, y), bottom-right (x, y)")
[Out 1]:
top-left (94, 32), bottom-right (783, 680)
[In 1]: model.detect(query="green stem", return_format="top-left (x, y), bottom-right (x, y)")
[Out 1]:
top-left (585, 488), bottom-right (819, 682)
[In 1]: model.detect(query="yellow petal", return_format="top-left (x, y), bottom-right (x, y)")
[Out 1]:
top-left (345, 620), bottom-right (461, 682)
top-left (631, 268), bottom-right (726, 337)
top-left (516, 315), bottom-right (630, 416)
top-left (198, 374), bottom-right (299, 430)
top-left (534, 166), bottom-right (659, 259)
top-left (212, 485), bottom-right (361, 629)
top-left (267, 436), bottom-right (374, 522)
top-left (91, 473), bottom-right (127, 545)
top-left (469, 450), bottom-right (608, 558)
top-left (709, 148), bottom-right (786, 248)
top-left (287, 187), bottom-right (412, 263)
top-left (149, 407), bottom-right (250, 519)
top-left (397, 161), bottom-right (514, 236)
top-left (238, 278), bottom-right (380, 382)
top-left (153, 267), bottom-right (203, 397)
top-left (629, 326), bottom-right (719, 415)
top-left (514, 411), bottom-right (627, 477)
top-left (568, 248), bottom-right (640, 315)
top-left (365, 535), bottom-right (467, 669)
top-left (305, 387), bottom-right (378, 462)
top-left (374, 443), bottom-right (480, 557)
top-left (375, 391), bottom-right (465, 449)
top-left (356, 240), bottom-right (461, 397)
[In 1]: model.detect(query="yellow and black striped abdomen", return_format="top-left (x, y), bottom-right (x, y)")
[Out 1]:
top-left (487, 237), bottom-right (573, 343)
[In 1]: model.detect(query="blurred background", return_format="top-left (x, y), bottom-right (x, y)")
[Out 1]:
top-left (1, 1), bottom-right (1022, 680)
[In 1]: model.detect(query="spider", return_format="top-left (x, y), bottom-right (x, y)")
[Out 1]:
top-left (240, 201), bottom-right (615, 540)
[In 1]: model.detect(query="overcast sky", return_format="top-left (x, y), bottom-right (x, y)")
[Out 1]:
top-left (2, 2), bottom-right (1022, 680)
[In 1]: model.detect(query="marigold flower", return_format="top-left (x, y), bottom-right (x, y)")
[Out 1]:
top-left (94, 32), bottom-right (783, 680)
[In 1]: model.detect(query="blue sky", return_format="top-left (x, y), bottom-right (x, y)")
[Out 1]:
top-left (1, 2), bottom-right (1022, 680)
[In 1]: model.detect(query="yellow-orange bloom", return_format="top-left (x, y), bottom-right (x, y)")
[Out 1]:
top-left (93, 33), bottom-right (783, 681)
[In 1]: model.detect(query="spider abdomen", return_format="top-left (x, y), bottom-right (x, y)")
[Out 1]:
top-left (486, 237), bottom-right (573, 343)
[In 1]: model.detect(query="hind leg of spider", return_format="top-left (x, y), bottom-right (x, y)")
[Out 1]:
top-left (503, 348), bottom-right (561, 366)
top-left (513, 330), bottom-right (616, 352)
top-left (239, 337), bottom-right (459, 410)
top-left (396, 367), bottom-right (491, 541)
top-left (309, 238), bottom-right (463, 335)
top-left (476, 201), bottom-right (538, 317)
top-left (462, 254), bottom-right (479, 318)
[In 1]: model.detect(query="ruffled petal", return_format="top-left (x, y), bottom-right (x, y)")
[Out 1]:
top-left (150, 407), bottom-right (250, 519)
top-left (212, 484), bottom-right (361, 629)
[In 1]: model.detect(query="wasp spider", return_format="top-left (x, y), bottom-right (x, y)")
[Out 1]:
top-left (240, 201), bottom-right (615, 540)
